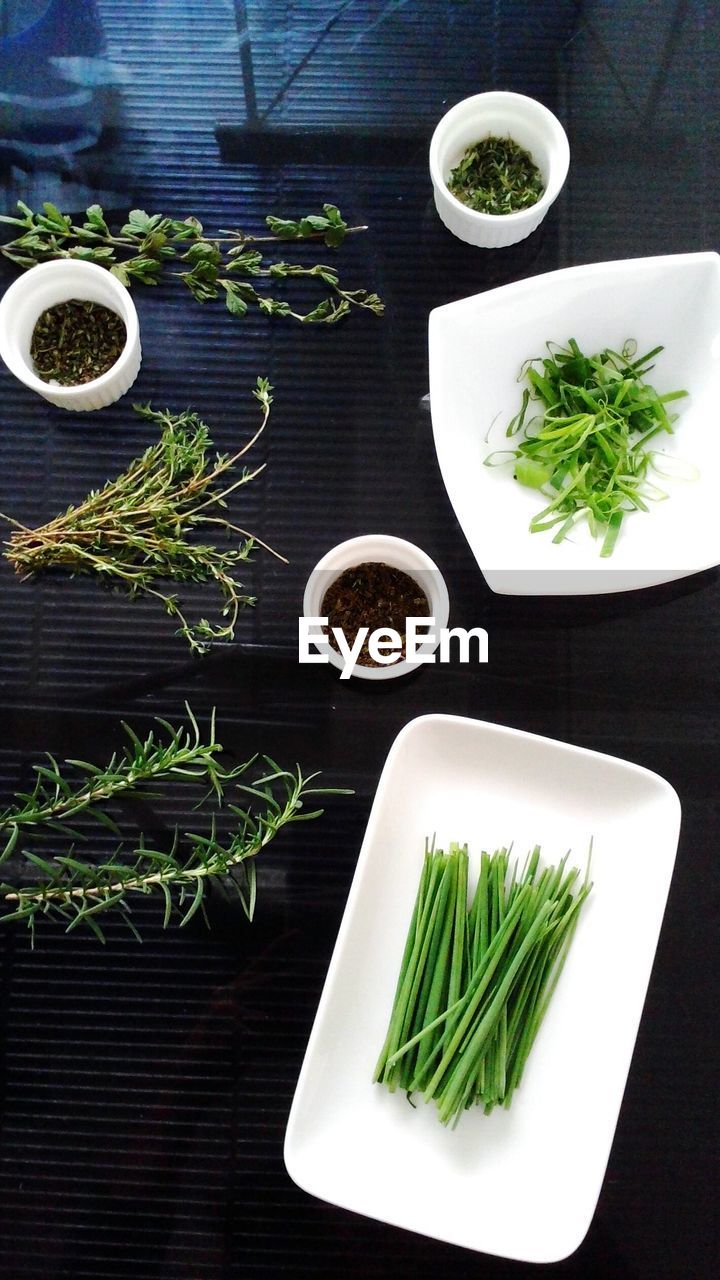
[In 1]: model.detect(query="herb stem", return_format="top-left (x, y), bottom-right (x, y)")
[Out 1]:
top-left (1, 381), bottom-right (276, 653)
top-left (215, 224), bottom-right (368, 242)
top-left (0, 201), bottom-right (382, 325)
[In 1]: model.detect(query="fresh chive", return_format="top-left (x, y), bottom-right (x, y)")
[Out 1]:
top-left (375, 843), bottom-right (591, 1125)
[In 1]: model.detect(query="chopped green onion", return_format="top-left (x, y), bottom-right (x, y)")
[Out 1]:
top-left (487, 339), bottom-right (689, 555)
top-left (514, 457), bottom-right (554, 489)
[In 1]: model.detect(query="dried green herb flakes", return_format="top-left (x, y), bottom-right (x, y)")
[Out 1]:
top-left (30, 298), bottom-right (126, 385)
top-left (447, 135), bottom-right (544, 216)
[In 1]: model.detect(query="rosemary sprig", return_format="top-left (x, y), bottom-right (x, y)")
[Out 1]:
top-left (0, 762), bottom-right (330, 942)
top-left (0, 201), bottom-right (384, 324)
top-left (0, 705), bottom-right (240, 865)
top-left (0, 708), bottom-right (347, 942)
top-left (1, 380), bottom-right (279, 654)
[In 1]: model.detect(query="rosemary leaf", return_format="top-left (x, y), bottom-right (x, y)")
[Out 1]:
top-left (0, 703), bottom-right (242, 860)
top-left (0, 708), bottom-right (350, 941)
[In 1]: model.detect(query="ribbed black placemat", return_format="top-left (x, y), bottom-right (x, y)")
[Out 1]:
top-left (0, 3), bottom-right (717, 1279)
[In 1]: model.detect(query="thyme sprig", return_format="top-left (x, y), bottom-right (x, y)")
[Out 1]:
top-left (1, 380), bottom-right (278, 653)
top-left (0, 707), bottom-right (345, 942)
top-left (0, 201), bottom-right (384, 324)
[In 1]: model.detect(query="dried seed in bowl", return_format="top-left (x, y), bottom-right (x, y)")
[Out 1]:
top-left (321, 562), bottom-right (430, 667)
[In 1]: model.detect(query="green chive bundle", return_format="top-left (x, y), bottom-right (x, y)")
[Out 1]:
top-left (486, 339), bottom-right (689, 557)
top-left (373, 842), bottom-right (591, 1127)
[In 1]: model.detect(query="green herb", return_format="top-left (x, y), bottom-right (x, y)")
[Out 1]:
top-left (1, 379), bottom-right (278, 653)
top-left (486, 339), bottom-right (689, 556)
top-left (447, 135), bottom-right (544, 215)
top-left (0, 705), bottom-right (236, 862)
top-left (30, 298), bottom-right (126, 385)
top-left (0, 705), bottom-right (346, 942)
top-left (374, 841), bottom-right (591, 1126)
top-left (0, 201), bottom-right (384, 324)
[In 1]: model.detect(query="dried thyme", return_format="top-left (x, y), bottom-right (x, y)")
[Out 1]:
top-left (447, 135), bottom-right (544, 215)
top-left (30, 298), bottom-right (126, 385)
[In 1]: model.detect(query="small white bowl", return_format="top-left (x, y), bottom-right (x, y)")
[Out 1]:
top-left (430, 91), bottom-right (570, 249)
top-left (303, 534), bottom-right (450, 681)
top-left (0, 259), bottom-right (142, 410)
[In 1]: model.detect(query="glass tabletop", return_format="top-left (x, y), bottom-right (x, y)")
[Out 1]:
top-left (0, 3), bottom-right (717, 1278)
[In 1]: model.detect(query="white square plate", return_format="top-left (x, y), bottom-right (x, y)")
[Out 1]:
top-left (429, 252), bottom-right (720, 594)
top-left (284, 714), bottom-right (681, 1263)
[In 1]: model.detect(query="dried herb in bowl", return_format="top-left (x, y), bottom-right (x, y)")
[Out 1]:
top-left (447, 135), bottom-right (544, 216)
top-left (321, 562), bottom-right (430, 667)
top-left (30, 298), bottom-right (126, 385)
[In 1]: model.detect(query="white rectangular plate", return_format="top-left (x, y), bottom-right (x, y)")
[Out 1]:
top-left (429, 252), bottom-right (720, 594)
top-left (284, 715), bottom-right (681, 1263)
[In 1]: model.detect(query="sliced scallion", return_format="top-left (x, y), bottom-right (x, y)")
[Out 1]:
top-left (485, 339), bottom-right (689, 556)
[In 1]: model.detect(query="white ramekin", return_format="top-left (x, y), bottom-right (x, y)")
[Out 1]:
top-left (302, 534), bottom-right (450, 682)
top-left (0, 259), bottom-right (142, 410)
top-left (429, 91), bottom-right (570, 249)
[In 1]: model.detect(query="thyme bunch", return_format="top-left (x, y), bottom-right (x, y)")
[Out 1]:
top-left (0, 201), bottom-right (384, 324)
top-left (0, 706), bottom-right (343, 942)
top-left (2, 380), bottom-right (278, 653)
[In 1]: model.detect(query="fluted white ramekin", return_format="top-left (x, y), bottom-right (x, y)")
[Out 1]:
top-left (430, 91), bottom-right (570, 249)
top-left (0, 259), bottom-right (141, 410)
top-left (302, 534), bottom-right (450, 681)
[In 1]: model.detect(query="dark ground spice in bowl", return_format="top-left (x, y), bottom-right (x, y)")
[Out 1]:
top-left (321, 561), bottom-right (430, 667)
top-left (30, 298), bottom-right (127, 386)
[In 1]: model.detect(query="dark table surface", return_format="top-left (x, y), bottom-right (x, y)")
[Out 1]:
top-left (0, 1), bottom-right (718, 1277)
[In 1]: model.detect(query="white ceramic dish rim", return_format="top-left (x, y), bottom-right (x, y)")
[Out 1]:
top-left (284, 712), bottom-right (682, 1261)
top-left (0, 258), bottom-right (140, 399)
top-left (302, 534), bottom-right (450, 680)
top-left (429, 90), bottom-right (570, 228)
